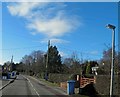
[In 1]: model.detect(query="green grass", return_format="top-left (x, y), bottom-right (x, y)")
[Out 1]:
top-left (70, 94), bottom-right (89, 97)
top-left (38, 77), bottom-right (90, 97)
top-left (39, 78), bottom-right (59, 87)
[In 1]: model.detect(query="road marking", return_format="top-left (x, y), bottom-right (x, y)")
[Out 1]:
top-left (29, 76), bottom-right (67, 95)
top-left (22, 75), bottom-right (40, 97)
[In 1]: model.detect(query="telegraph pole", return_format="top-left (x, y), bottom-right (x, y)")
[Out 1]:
top-left (11, 55), bottom-right (13, 71)
top-left (45, 40), bottom-right (50, 80)
top-left (81, 52), bottom-right (83, 64)
top-left (11, 55), bottom-right (13, 63)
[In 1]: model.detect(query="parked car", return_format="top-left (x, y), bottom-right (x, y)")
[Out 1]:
top-left (10, 71), bottom-right (17, 79)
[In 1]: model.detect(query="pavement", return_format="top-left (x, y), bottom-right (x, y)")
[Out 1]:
top-left (0, 77), bottom-right (15, 90)
top-left (2, 75), bottom-right (37, 95)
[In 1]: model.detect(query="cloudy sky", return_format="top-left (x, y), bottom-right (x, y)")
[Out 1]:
top-left (1, 2), bottom-right (118, 64)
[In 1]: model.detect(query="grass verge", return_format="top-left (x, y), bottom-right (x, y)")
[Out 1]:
top-left (38, 78), bottom-right (60, 87)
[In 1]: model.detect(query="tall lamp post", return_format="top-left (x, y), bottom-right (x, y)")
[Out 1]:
top-left (106, 24), bottom-right (116, 97)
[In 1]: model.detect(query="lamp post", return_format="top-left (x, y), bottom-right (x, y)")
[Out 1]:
top-left (106, 24), bottom-right (116, 97)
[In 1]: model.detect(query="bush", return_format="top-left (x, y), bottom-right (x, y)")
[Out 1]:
top-left (84, 74), bottom-right (94, 78)
top-left (39, 72), bottom-right (45, 79)
top-left (48, 73), bottom-right (71, 84)
top-left (94, 75), bottom-right (118, 95)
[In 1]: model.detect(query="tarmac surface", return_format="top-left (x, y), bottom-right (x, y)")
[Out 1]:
top-left (1, 74), bottom-right (68, 97)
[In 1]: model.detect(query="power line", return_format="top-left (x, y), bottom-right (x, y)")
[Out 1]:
top-left (58, 46), bottom-right (102, 57)
top-left (0, 45), bottom-right (45, 51)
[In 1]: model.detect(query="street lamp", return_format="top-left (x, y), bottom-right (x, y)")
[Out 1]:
top-left (106, 24), bottom-right (116, 97)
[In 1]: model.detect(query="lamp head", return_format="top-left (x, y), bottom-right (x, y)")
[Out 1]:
top-left (106, 24), bottom-right (116, 29)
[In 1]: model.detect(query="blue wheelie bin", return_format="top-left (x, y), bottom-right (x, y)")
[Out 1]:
top-left (67, 80), bottom-right (75, 95)
top-left (7, 72), bottom-right (11, 79)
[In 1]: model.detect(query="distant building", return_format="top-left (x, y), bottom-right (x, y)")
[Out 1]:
top-left (92, 66), bottom-right (99, 75)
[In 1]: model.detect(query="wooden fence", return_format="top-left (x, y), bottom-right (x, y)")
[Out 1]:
top-left (80, 76), bottom-right (96, 88)
top-left (60, 76), bottom-right (96, 89)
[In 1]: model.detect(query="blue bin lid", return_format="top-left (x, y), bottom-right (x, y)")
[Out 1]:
top-left (67, 80), bottom-right (75, 83)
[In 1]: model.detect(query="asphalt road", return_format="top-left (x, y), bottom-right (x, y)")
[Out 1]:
top-left (2, 74), bottom-right (68, 97)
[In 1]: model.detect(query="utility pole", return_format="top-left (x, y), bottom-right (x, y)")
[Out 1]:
top-left (81, 52), bottom-right (83, 64)
top-left (11, 55), bottom-right (13, 63)
top-left (45, 40), bottom-right (50, 80)
top-left (11, 55), bottom-right (13, 71)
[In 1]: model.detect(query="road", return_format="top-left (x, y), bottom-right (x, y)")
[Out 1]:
top-left (2, 74), bottom-right (68, 97)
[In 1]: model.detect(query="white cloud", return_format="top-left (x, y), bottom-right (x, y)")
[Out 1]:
top-left (0, 58), bottom-right (3, 65)
top-left (30, 32), bottom-right (37, 35)
top-left (27, 15), bottom-right (79, 37)
top-left (7, 2), bottom-right (81, 43)
top-left (40, 38), bottom-right (69, 44)
top-left (51, 38), bottom-right (69, 44)
top-left (7, 2), bottom-right (48, 17)
top-left (89, 51), bottom-right (99, 55)
top-left (7, 3), bottom-right (35, 16)
top-left (59, 51), bottom-right (68, 57)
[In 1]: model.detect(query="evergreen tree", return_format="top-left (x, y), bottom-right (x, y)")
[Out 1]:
top-left (86, 62), bottom-right (92, 75)
top-left (46, 46), bottom-right (63, 73)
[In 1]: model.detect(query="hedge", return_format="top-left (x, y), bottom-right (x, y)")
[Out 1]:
top-left (94, 75), bottom-right (118, 96)
top-left (48, 73), bottom-right (71, 84)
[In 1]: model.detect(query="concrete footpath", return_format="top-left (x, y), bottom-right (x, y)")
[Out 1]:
top-left (0, 78), bottom-right (15, 90)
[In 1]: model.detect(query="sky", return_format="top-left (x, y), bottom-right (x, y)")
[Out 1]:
top-left (1, 2), bottom-right (118, 64)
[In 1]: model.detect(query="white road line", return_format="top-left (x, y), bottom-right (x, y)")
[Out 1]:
top-left (22, 75), bottom-right (40, 97)
top-left (29, 76), bottom-right (67, 95)
top-left (33, 88), bottom-right (40, 96)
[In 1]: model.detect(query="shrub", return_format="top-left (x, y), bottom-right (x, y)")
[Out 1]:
top-left (48, 73), bottom-right (71, 84)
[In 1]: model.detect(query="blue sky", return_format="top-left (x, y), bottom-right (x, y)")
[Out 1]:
top-left (1, 2), bottom-right (118, 64)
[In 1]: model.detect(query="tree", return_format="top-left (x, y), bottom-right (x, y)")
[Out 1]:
top-left (99, 47), bottom-right (118, 75)
top-left (20, 55), bottom-right (32, 74)
top-left (45, 46), bottom-right (63, 73)
top-left (82, 61), bottom-right (98, 76)
top-left (16, 62), bottom-right (25, 72)
top-left (20, 50), bottom-right (45, 75)
top-left (63, 52), bottom-right (81, 74)
top-left (63, 58), bottom-right (73, 67)
top-left (86, 62), bottom-right (91, 75)
top-left (2, 61), bottom-right (16, 72)
top-left (31, 50), bottom-right (45, 75)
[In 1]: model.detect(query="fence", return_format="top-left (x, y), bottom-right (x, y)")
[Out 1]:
top-left (80, 76), bottom-right (96, 88)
